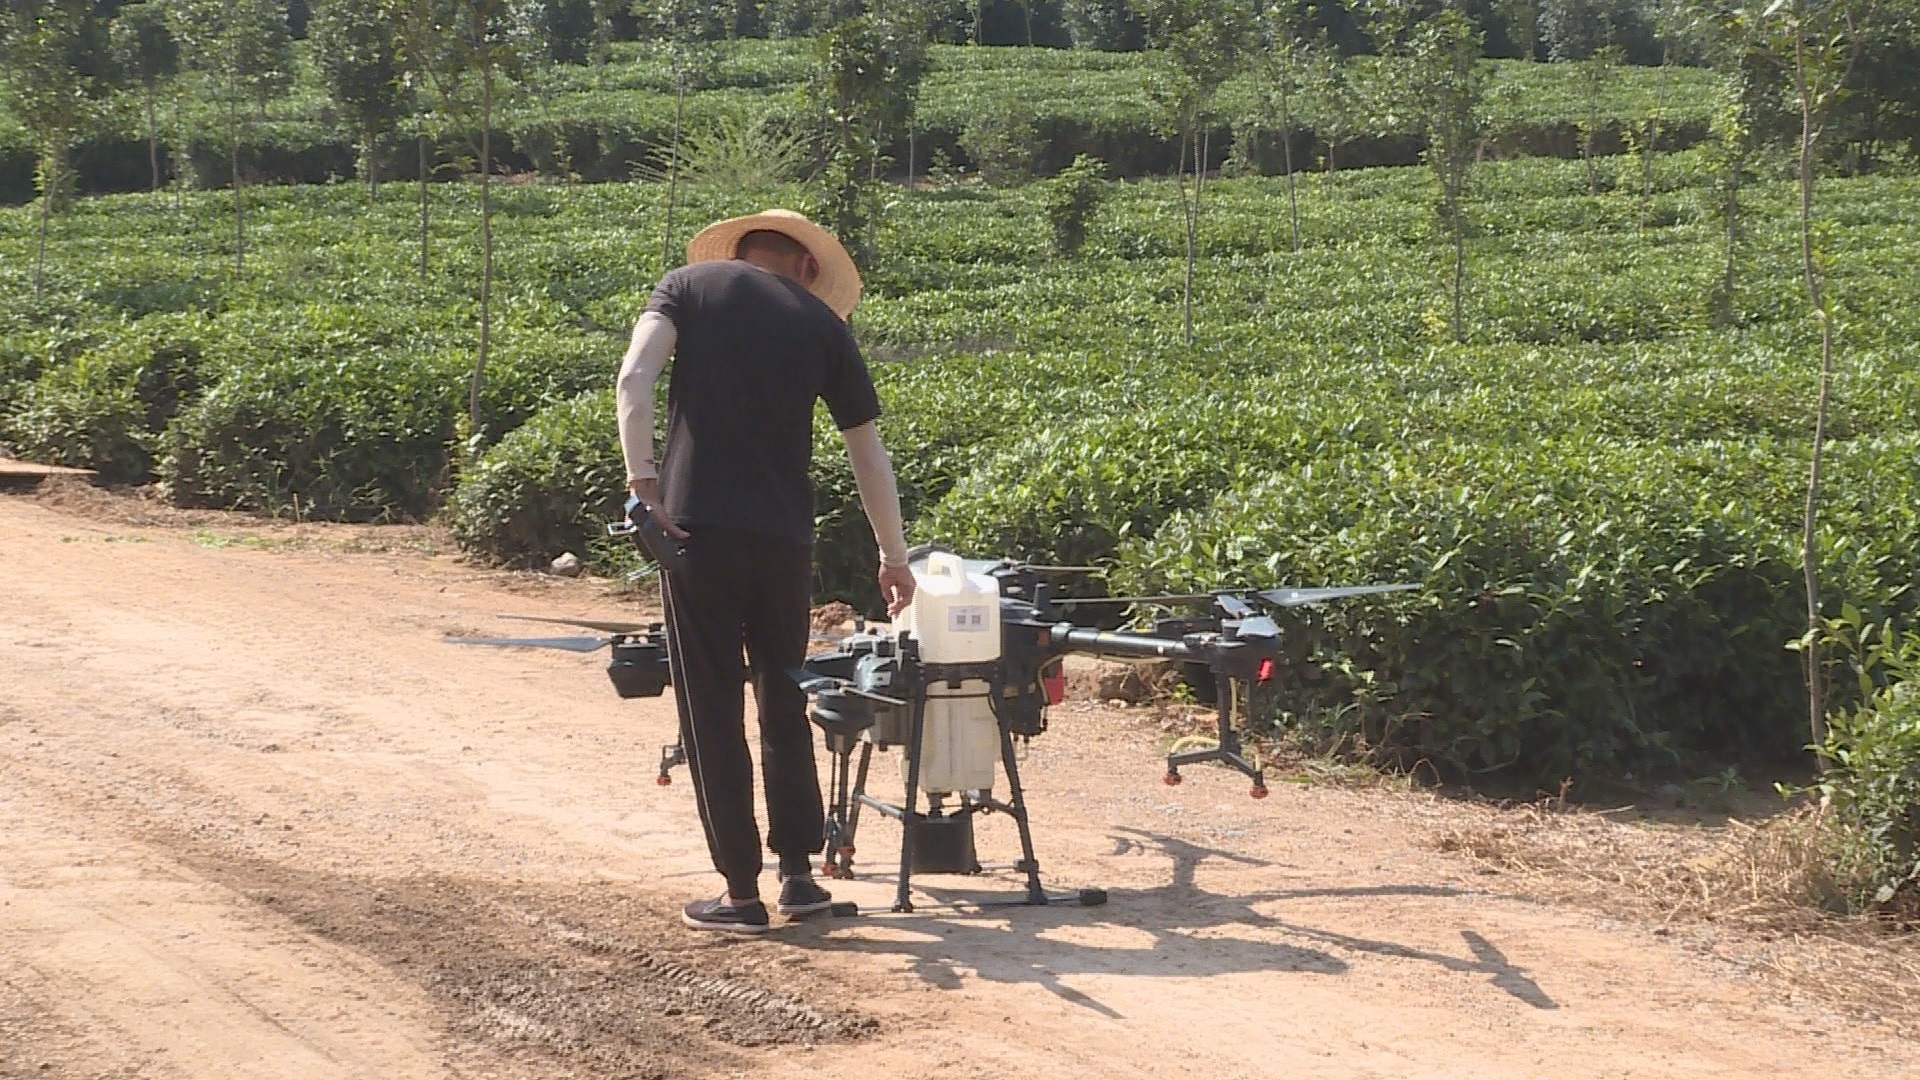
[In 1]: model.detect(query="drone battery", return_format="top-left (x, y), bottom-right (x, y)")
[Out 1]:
top-left (908, 812), bottom-right (978, 875)
top-left (606, 641), bottom-right (670, 698)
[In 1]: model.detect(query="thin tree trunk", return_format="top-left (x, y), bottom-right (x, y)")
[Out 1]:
top-left (1583, 123), bottom-right (1597, 194)
top-left (1451, 210), bottom-right (1466, 342)
top-left (1862, 88), bottom-right (1881, 172)
top-left (473, 69), bottom-right (494, 437)
top-left (34, 143), bottom-right (52, 304)
top-left (1795, 36), bottom-right (1834, 763)
top-left (1280, 67), bottom-right (1299, 252)
top-left (366, 122), bottom-right (379, 199)
top-left (1180, 123), bottom-right (1195, 347)
top-left (907, 124), bottom-right (915, 188)
top-left (1717, 151), bottom-right (1741, 326)
top-left (1644, 50), bottom-right (1670, 212)
top-left (418, 133), bottom-right (430, 276)
top-left (662, 78), bottom-right (683, 270)
top-left (146, 85), bottom-right (161, 191)
top-left (229, 89), bottom-right (244, 273)
top-left (172, 93), bottom-right (185, 212)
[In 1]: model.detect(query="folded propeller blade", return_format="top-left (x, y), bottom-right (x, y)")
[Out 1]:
top-left (1216, 594), bottom-right (1255, 618)
top-left (445, 634), bottom-right (615, 653)
top-left (1257, 584), bottom-right (1421, 608)
top-left (1235, 615), bottom-right (1281, 639)
top-left (784, 668), bottom-right (906, 706)
top-left (496, 613), bottom-right (654, 634)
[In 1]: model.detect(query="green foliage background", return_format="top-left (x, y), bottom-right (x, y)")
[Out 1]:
top-left (2, 45), bottom-right (1917, 794)
top-left (0, 39), bottom-right (1722, 202)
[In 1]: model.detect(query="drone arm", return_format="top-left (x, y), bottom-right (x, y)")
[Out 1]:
top-left (616, 312), bottom-right (675, 485)
top-left (1049, 625), bottom-right (1198, 663)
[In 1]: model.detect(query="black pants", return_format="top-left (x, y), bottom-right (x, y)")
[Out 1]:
top-left (660, 528), bottom-right (821, 900)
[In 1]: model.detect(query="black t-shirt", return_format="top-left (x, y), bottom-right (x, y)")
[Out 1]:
top-left (644, 259), bottom-right (882, 547)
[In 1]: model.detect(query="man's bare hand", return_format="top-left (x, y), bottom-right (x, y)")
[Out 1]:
top-left (628, 477), bottom-right (690, 540)
top-left (878, 563), bottom-right (916, 618)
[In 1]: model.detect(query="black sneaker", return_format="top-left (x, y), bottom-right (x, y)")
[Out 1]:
top-left (776, 876), bottom-right (834, 916)
top-left (681, 895), bottom-right (770, 934)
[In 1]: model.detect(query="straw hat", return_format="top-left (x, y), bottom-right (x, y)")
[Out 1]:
top-left (685, 209), bottom-right (862, 321)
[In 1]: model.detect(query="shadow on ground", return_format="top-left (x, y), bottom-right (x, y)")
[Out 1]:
top-left (779, 826), bottom-right (1556, 1018)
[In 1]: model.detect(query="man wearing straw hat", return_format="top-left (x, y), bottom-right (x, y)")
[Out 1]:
top-left (616, 208), bottom-right (916, 933)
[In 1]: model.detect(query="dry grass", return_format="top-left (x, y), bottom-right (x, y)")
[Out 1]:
top-left (1436, 800), bottom-right (1920, 1032)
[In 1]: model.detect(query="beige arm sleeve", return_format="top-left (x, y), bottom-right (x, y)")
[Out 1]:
top-left (841, 422), bottom-right (909, 568)
top-left (616, 313), bottom-right (675, 483)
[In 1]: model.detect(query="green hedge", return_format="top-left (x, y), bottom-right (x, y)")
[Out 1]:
top-left (446, 388), bottom-right (627, 565)
top-left (1811, 616), bottom-right (1920, 914)
top-left (0, 45), bottom-right (1720, 203)
top-left (1112, 436), bottom-right (1920, 786)
top-left (157, 322), bottom-right (612, 521)
top-left (3, 317), bottom-right (208, 483)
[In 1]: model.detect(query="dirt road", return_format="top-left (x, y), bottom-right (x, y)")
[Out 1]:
top-left (2, 490), bottom-right (1914, 1080)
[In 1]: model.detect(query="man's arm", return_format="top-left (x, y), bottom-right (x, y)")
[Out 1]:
top-left (616, 312), bottom-right (687, 538)
top-left (841, 422), bottom-right (908, 566)
top-left (841, 421), bottom-right (915, 615)
top-left (616, 312), bottom-right (674, 484)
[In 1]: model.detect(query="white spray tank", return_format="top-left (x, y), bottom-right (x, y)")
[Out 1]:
top-left (897, 551), bottom-right (1002, 794)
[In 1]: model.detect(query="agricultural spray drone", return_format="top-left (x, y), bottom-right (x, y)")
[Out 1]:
top-left (450, 500), bottom-right (1416, 915)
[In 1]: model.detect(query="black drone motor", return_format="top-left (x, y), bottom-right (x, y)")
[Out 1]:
top-left (606, 630), bottom-right (671, 699)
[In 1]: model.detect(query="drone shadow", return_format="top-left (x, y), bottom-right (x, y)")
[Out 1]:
top-left (1108, 828), bottom-right (1556, 1011)
top-left (781, 827), bottom-right (1555, 1018)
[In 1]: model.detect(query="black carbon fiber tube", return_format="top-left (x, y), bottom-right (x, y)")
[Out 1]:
top-left (1049, 625), bottom-right (1197, 661)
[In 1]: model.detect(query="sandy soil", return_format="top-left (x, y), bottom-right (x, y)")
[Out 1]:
top-left (3, 488), bottom-right (1916, 1080)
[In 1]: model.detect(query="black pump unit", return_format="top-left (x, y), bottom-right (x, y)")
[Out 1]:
top-left (908, 812), bottom-right (980, 875)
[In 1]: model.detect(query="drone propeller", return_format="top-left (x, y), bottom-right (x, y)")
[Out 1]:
top-left (1257, 584), bottom-right (1421, 608)
top-left (486, 614), bottom-right (847, 647)
top-left (495, 613), bottom-right (654, 634)
top-left (1051, 594), bottom-right (1218, 608)
top-left (445, 634), bottom-right (615, 653)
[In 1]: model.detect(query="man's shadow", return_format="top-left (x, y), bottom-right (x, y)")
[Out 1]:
top-left (780, 827), bottom-right (1556, 1018)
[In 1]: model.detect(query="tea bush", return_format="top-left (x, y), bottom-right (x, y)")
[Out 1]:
top-left (1041, 154), bottom-right (1108, 256)
top-left (161, 345), bottom-right (464, 520)
top-left (0, 43), bottom-right (1721, 201)
top-left (447, 389), bottom-right (626, 565)
top-left (1811, 615), bottom-right (1920, 914)
top-left (6, 318), bottom-right (208, 483)
top-left (1114, 435), bottom-right (1920, 783)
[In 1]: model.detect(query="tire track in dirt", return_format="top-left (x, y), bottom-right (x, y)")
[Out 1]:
top-left (0, 732), bottom-right (877, 1080)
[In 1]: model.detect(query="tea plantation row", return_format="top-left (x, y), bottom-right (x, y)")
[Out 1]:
top-left (2, 150), bottom-right (1915, 787)
top-left (0, 40), bottom-right (1716, 202)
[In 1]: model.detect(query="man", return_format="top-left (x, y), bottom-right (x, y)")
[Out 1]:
top-left (616, 209), bottom-right (915, 933)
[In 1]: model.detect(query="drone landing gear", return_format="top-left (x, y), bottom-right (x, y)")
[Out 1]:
top-left (820, 660), bottom-right (1093, 916)
top-left (1162, 673), bottom-right (1268, 799)
top-left (656, 741), bottom-right (686, 786)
